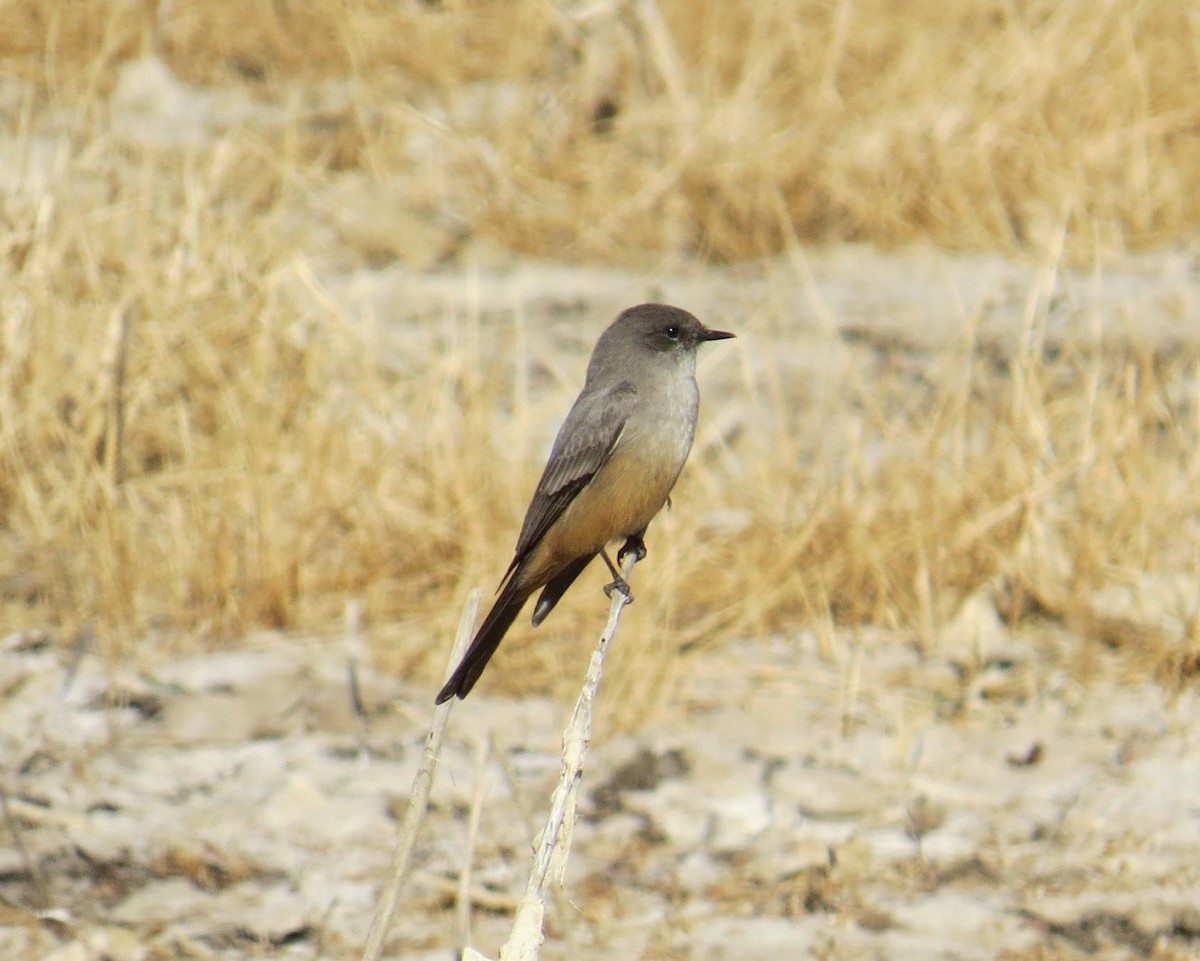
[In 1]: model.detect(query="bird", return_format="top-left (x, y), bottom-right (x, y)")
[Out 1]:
top-left (435, 303), bottom-right (734, 703)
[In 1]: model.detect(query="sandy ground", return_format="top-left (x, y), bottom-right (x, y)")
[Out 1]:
top-left (3, 557), bottom-right (1200, 960)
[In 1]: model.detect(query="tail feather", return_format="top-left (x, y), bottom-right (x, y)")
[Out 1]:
top-left (435, 579), bottom-right (530, 703)
top-left (531, 553), bottom-right (595, 626)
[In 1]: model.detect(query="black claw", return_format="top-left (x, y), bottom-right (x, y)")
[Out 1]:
top-left (618, 535), bottom-right (647, 566)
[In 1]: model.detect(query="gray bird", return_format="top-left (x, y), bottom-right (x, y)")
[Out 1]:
top-left (436, 303), bottom-right (734, 703)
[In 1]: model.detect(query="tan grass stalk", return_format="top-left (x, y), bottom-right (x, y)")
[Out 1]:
top-left (101, 303), bottom-right (131, 489)
top-left (381, 553), bottom-right (641, 961)
top-left (455, 736), bottom-right (492, 948)
top-left (359, 588), bottom-right (481, 961)
top-left (497, 550), bottom-right (639, 961)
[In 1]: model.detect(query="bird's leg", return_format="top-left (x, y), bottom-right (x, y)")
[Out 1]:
top-left (617, 532), bottom-right (647, 566)
top-left (601, 548), bottom-right (634, 602)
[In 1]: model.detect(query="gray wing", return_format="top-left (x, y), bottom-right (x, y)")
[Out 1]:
top-left (502, 380), bottom-right (638, 580)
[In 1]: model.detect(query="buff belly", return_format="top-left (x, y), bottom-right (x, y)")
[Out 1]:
top-left (522, 439), bottom-right (685, 585)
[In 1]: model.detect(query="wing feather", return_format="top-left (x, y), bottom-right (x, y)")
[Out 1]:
top-left (502, 381), bottom-right (637, 580)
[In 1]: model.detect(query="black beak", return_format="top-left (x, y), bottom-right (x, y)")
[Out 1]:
top-left (700, 327), bottom-right (735, 341)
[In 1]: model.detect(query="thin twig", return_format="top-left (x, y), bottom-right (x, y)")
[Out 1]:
top-left (343, 598), bottom-right (369, 722)
top-left (60, 624), bottom-right (94, 695)
top-left (498, 551), bottom-right (639, 961)
top-left (491, 737), bottom-right (574, 927)
top-left (456, 737), bottom-right (492, 946)
top-left (102, 303), bottom-right (131, 489)
top-left (342, 599), bottom-right (373, 765)
top-left (360, 589), bottom-right (481, 961)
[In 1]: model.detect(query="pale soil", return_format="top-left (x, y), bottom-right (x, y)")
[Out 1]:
top-left (3, 569), bottom-right (1200, 960)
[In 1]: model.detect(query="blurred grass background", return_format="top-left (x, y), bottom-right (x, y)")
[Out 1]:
top-left (1, 0), bottom-right (1198, 703)
top-left (5, 0), bottom-right (1200, 260)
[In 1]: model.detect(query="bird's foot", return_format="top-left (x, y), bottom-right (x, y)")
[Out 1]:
top-left (601, 546), bottom-right (637, 602)
top-left (617, 535), bottom-right (647, 566)
top-left (603, 575), bottom-right (634, 603)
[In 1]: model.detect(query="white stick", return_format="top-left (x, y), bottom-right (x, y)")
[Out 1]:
top-left (499, 552), bottom-right (639, 961)
top-left (456, 736), bottom-right (492, 947)
top-left (360, 589), bottom-right (482, 961)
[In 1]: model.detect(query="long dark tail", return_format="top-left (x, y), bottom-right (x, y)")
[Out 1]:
top-left (435, 578), bottom-right (531, 703)
top-left (531, 553), bottom-right (595, 626)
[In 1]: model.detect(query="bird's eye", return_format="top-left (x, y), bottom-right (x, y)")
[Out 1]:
top-left (665, 325), bottom-right (680, 339)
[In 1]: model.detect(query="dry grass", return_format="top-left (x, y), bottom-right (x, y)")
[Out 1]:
top-left (4, 0), bottom-right (1200, 260)
top-left (1, 0), bottom-right (1199, 702)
